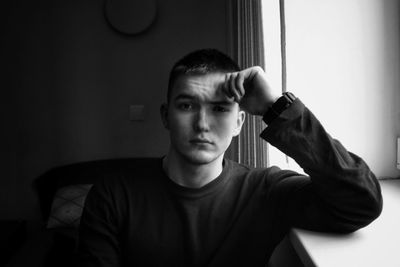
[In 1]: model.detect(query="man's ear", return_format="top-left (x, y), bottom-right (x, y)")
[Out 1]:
top-left (233, 110), bottom-right (245, 137)
top-left (160, 103), bottom-right (169, 130)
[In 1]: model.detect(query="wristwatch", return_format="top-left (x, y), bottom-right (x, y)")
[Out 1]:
top-left (263, 92), bottom-right (297, 124)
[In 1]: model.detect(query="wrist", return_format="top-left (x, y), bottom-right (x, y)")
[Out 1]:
top-left (258, 94), bottom-right (281, 115)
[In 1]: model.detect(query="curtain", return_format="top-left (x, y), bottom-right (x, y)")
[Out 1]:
top-left (226, 0), bottom-right (269, 168)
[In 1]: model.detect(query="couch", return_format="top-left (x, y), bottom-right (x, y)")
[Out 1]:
top-left (6, 158), bottom-right (155, 267)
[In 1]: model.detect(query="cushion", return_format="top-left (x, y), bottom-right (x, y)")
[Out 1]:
top-left (47, 184), bottom-right (93, 229)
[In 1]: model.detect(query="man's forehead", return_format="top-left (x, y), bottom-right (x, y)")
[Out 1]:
top-left (171, 73), bottom-right (232, 101)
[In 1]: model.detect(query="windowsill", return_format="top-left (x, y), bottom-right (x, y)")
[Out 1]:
top-left (289, 179), bottom-right (400, 267)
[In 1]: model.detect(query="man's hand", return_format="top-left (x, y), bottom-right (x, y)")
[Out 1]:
top-left (223, 66), bottom-right (281, 116)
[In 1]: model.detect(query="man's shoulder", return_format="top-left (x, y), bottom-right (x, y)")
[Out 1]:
top-left (226, 158), bottom-right (282, 183)
top-left (227, 159), bottom-right (304, 189)
top-left (226, 158), bottom-right (280, 175)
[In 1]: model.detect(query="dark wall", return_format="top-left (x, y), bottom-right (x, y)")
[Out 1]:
top-left (3, 0), bottom-right (230, 220)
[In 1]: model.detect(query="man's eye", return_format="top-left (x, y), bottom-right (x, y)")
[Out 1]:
top-left (178, 103), bottom-right (193, 111)
top-left (213, 106), bottom-right (229, 112)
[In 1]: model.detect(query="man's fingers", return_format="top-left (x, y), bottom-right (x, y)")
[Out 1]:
top-left (228, 73), bottom-right (242, 102)
top-left (223, 73), bottom-right (244, 103)
top-left (235, 72), bottom-right (245, 98)
top-left (224, 67), bottom-right (264, 103)
top-left (223, 74), bottom-right (234, 98)
top-left (223, 73), bottom-right (235, 99)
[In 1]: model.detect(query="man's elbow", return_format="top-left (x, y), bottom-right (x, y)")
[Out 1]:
top-left (364, 191), bottom-right (383, 225)
top-left (343, 192), bottom-right (383, 233)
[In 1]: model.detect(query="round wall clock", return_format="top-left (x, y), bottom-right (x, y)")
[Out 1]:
top-left (104, 0), bottom-right (157, 35)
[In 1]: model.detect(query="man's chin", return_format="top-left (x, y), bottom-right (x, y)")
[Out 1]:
top-left (181, 151), bottom-right (223, 166)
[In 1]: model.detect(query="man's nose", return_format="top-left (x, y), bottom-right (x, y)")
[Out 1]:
top-left (194, 109), bottom-right (210, 132)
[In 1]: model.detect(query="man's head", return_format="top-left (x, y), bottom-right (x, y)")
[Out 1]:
top-left (167, 49), bottom-right (241, 102)
top-left (161, 49), bottom-right (245, 165)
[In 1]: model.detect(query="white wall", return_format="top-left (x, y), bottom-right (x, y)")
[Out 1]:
top-left (265, 0), bottom-right (400, 178)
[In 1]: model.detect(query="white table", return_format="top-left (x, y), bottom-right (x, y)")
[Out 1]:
top-left (290, 179), bottom-right (400, 267)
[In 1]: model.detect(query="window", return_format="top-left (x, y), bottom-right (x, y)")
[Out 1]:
top-left (262, 0), bottom-right (400, 178)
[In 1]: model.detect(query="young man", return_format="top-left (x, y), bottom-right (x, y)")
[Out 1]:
top-left (77, 49), bottom-right (382, 266)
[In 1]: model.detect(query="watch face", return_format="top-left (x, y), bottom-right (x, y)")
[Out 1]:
top-left (283, 92), bottom-right (296, 102)
top-left (275, 94), bottom-right (291, 111)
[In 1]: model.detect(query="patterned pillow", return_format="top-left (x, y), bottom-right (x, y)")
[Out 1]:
top-left (47, 184), bottom-right (93, 228)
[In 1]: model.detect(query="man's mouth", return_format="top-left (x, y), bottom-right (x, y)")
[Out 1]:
top-left (190, 138), bottom-right (213, 144)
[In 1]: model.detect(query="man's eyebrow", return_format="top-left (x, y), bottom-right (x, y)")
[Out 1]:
top-left (173, 93), bottom-right (197, 101)
top-left (173, 94), bottom-right (235, 105)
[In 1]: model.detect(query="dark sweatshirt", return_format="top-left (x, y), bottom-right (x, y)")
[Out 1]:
top-left (77, 99), bottom-right (382, 266)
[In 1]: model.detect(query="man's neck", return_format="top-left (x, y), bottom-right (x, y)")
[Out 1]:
top-left (163, 151), bottom-right (224, 188)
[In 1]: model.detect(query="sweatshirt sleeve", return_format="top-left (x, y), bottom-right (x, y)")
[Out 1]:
top-left (260, 98), bottom-right (383, 233)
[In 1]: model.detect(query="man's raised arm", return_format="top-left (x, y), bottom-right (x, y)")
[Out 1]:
top-left (224, 67), bottom-right (383, 232)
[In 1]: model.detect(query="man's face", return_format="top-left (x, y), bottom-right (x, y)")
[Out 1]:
top-left (161, 72), bottom-right (245, 165)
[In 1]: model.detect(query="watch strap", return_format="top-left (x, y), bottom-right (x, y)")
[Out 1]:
top-left (263, 92), bottom-right (296, 124)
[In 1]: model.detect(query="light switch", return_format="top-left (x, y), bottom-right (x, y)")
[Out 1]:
top-left (129, 105), bottom-right (144, 121)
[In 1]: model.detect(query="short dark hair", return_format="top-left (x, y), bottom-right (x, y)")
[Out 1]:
top-left (167, 49), bottom-right (241, 101)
